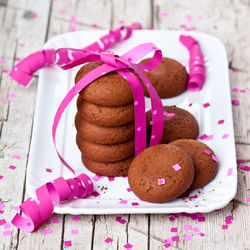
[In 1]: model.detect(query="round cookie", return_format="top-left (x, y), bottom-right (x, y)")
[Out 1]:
top-left (76, 134), bottom-right (135, 162)
top-left (146, 106), bottom-right (199, 144)
top-left (140, 57), bottom-right (188, 98)
top-left (77, 96), bottom-right (134, 127)
top-left (81, 155), bottom-right (134, 177)
top-left (170, 139), bottom-right (218, 190)
top-left (75, 113), bottom-right (135, 144)
top-left (128, 144), bottom-right (194, 203)
top-left (76, 62), bottom-right (134, 107)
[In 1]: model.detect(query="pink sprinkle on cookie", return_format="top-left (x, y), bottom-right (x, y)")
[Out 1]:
top-left (164, 111), bottom-right (176, 118)
top-left (104, 237), bottom-right (113, 243)
top-left (158, 178), bottom-right (165, 185)
top-left (204, 149), bottom-right (211, 155)
top-left (172, 164), bottom-right (181, 171)
top-left (212, 155), bottom-right (218, 162)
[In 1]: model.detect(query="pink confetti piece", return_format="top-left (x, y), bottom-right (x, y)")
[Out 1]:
top-left (192, 227), bottom-right (200, 232)
top-left (44, 219), bottom-right (51, 224)
top-left (42, 229), bottom-right (52, 235)
top-left (46, 168), bottom-right (52, 173)
top-left (225, 216), bottom-right (234, 220)
top-left (164, 238), bottom-right (173, 244)
top-left (170, 227), bottom-right (177, 232)
top-left (59, 8), bottom-right (66, 13)
top-left (180, 24), bottom-right (186, 29)
top-left (3, 230), bottom-right (11, 236)
top-left (203, 134), bottom-right (213, 141)
top-left (31, 13), bottom-right (37, 18)
top-left (199, 232), bottom-right (205, 237)
top-left (158, 178), bottom-right (165, 185)
top-left (218, 119), bottom-right (225, 124)
top-left (12, 154), bottom-right (20, 159)
top-left (91, 24), bottom-right (98, 28)
top-left (71, 229), bottom-right (78, 235)
top-left (127, 187), bottom-right (132, 192)
top-left (184, 233), bottom-right (192, 240)
top-left (172, 236), bottom-right (179, 242)
top-left (0, 210), bottom-right (4, 214)
top-left (104, 237), bottom-right (113, 243)
top-left (169, 216), bottom-right (175, 222)
top-left (15, 57), bottom-right (21, 61)
top-left (0, 58), bottom-right (4, 64)
top-left (213, 25), bottom-right (218, 29)
top-left (52, 218), bottom-right (59, 223)
top-left (188, 103), bottom-right (192, 107)
top-left (198, 15), bottom-right (204, 20)
top-left (19, 43), bottom-right (24, 47)
top-left (70, 15), bottom-right (76, 23)
top-left (247, 197), bottom-right (250, 202)
top-left (70, 25), bottom-right (76, 31)
top-left (237, 159), bottom-right (245, 164)
top-left (9, 165), bottom-right (16, 170)
top-left (227, 168), bottom-right (233, 176)
top-left (2, 69), bottom-right (8, 73)
top-left (0, 202), bottom-right (6, 209)
top-left (4, 223), bottom-right (11, 229)
top-left (164, 111), bottom-right (175, 118)
top-left (186, 14), bottom-right (192, 22)
top-left (119, 20), bottom-right (124, 24)
top-left (64, 241), bottom-right (72, 247)
top-left (108, 177), bottom-right (114, 182)
top-left (92, 191), bottom-right (100, 197)
top-left (123, 243), bottom-right (133, 249)
top-left (0, 219), bottom-right (6, 225)
top-left (172, 164), bottom-right (181, 171)
top-left (120, 200), bottom-right (128, 204)
top-left (240, 165), bottom-right (250, 171)
top-left (212, 155), bottom-right (218, 162)
top-left (225, 219), bottom-right (232, 224)
top-left (159, 11), bottom-right (168, 17)
top-left (240, 89), bottom-right (246, 93)
top-left (14, 206), bottom-right (20, 211)
top-left (184, 225), bottom-right (192, 230)
top-left (2, 98), bottom-right (8, 103)
top-left (203, 102), bottom-right (210, 108)
top-left (222, 134), bottom-right (229, 139)
top-left (200, 134), bottom-right (208, 140)
top-left (92, 175), bottom-right (102, 181)
top-left (72, 216), bottom-right (81, 222)
top-left (232, 99), bottom-right (239, 105)
top-left (132, 202), bottom-right (139, 206)
top-left (0, 175), bottom-right (3, 180)
top-left (204, 149), bottom-right (211, 155)
top-left (232, 87), bottom-right (239, 92)
top-left (222, 225), bottom-right (228, 230)
top-left (164, 243), bottom-right (170, 248)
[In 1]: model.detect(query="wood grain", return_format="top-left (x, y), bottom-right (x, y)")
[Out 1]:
top-left (0, 0), bottom-right (249, 249)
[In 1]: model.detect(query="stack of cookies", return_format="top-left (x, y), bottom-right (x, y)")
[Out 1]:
top-left (74, 62), bottom-right (136, 177)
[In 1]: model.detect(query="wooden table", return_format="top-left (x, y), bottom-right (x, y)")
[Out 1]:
top-left (0, 0), bottom-right (249, 249)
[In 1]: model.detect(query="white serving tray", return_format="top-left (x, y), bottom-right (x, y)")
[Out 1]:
top-left (26, 30), bottom-right (237, 214)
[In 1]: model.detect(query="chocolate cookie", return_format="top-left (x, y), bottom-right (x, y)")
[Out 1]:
top-left (77, 96), bottom-right (134, 127)
top-left (128, 144), bottom-right (194, 203)
top-left (140, 57), bottom-right (188, 98)
top-left (146, 106), bottom-right (199, 144)
top-left (76, 62), bottom-right (134, 107)
top-left (75, 113), bottom-right (135, 144)
top-left (170, 139), bottom-right (218, 190)
top-left (81, 155), bottom-right (134, 176)
top-left (76, 134), bottom-right (135, 162)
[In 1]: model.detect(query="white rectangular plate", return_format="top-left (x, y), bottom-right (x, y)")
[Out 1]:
top-left (26, 30), bottom-right (237, 214)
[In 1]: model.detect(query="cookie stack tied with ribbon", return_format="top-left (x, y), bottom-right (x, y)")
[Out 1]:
top-left (75, 62), bottom-right (136, 177)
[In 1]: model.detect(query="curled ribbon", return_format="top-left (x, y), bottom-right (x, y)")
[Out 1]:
top-left (10, 23), bottom-right (141, 87)
top-left (179, 35), bottom-right (206, 91)
top-left (12, 174), bottom-right (93, 232)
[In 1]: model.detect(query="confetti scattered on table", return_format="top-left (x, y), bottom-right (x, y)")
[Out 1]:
top-left (2, 98), bottom-right (8, 103)
top-left (232, 99), bottom-right (239, 105)
top-left (218, 119), bottom-right (225, 124)
top-left (92, 175), bottom-right (102, 181)
top-left (0, 58), bottom-right (4, 64)
top-left (104, 237), bottom-right (113, 243)
top-left (9, 165), bottom-right (16, 170)
top-left (46, 168), bottom-right (52, 173)
top-left (170, 227), bottom-right (177, 232)
top-left (203, 102), bottom-right (210, 108)
top-left (64, 240), bottom-right (72, 247)
top-left (159, 11), bottom-right (168, 17)
top-left (240, 165), bottom-right (250, 171)
top-left (42, 229), bottom-right (52, 235)
top-left (222, 134), bottom-right (229, 139)
top-left (71, 229), bottom-right (78, 235)
top-left (227, 168), bottom-right (233, 176)
top-left (123, 243), bottom-right (133, 249)
top-left (72, 216), bottom-right (81, 222)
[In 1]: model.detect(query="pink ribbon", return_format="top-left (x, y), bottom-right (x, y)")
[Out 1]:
top-left (12, 174), bottom-right (93, 232)
top-left (9, 23), bottom-right (141, 87)
top-left (179, 35), bottom-right (205, 91)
